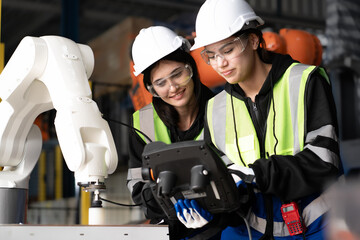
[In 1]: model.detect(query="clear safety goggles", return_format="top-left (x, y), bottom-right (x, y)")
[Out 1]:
top-left (201, 35), bottom-right (248, 66)
top-left (147, 64), bottom-right (193, 98)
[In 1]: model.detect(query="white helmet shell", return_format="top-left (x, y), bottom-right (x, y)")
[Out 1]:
top-left (132, 26), bottom-right (190, 76)
top-left (191, 0), bottom-right (264, 50)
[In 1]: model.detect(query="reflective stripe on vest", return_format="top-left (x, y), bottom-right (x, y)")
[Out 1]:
top-left (133, 103), bottom-right (171, 144)
top-left (127, 167), bottom-right (144, 192)
top-left (248, 186), bottom-right (332, 236)
top-left (133, 103), bottom-right (204, 144)
top-left (207, 63), bottom-right (317, 165)
top-left (207, 90), bottom-right (262, 166)
top-left (207, 63), bottom-right (331, 236)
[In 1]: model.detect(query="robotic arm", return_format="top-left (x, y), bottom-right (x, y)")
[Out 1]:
top-left (0, 36), bottom-right (118, 191)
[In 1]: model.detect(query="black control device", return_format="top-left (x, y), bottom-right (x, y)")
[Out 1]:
top-left (141, 140), bottom-right (240, 220)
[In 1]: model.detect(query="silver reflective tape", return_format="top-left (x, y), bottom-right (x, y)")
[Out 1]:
top-left (221, 155), bottom-right (233, 165)
top-left (127, 167), bottom-right (143, 180)
top-left (302, 191), bottom-right (331, 227)
top-left (305, 124), bottom-right (338, 143)
top-left (127, 179), bottom-right (137, 193)
top-left (248, 187), bottom-right (333, 237)
top-left (139, 104), bottom-right (155, 143)
top-left (127, 167), bottom-right (144, 192)
top-left (304, 144), bottom-right (340, 168)
top-left (212, 91), bottom-right (227, 152)
top-left (288, 64), bottom-right (309, 154)
top-left (248, 212), bottom-right (289, 236)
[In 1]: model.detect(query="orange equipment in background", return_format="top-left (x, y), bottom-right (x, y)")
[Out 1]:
top-left (34, 114), bottom-right (50, 142)
top-left (263, 28), bottom-right (323, 66)
top-left (128, 60), bottom-right (152, 111)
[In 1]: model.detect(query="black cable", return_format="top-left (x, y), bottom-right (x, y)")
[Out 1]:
top-left (300, 204), bottom-right (307, 240)
top-left (99, 196), bottom-right (141, 207)
top-left (230, 88), bottom-right (246, 167)
top-left (98, 116), bottom-right (150, 208)
top-left (104, 116), bottom-right (153, 143)
top-left (270, 80), bottom-right (278, 155)
top-left (302, 227), bottom-right (306, 240)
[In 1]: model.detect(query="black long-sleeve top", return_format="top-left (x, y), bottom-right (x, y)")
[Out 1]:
top-left (209, 53), bottom-right (342, 202)
top-left (127, 84), bottom-right (215, 239)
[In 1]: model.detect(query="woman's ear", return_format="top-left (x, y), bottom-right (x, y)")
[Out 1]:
top-left (249, 33), bottom-right (260, 50)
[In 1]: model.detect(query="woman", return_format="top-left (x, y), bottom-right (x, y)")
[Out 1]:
top-left (126, 26), bottom-right (215, 239)
top-left (189, 0), bottom-right (342, 239)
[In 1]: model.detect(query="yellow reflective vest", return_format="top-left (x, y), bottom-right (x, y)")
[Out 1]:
top-left (133, 103), bottom-right (203, 143)
top-left (206, 63), bottom-right (330, 236)
top-left (207, 63), bottom-right (328, 166)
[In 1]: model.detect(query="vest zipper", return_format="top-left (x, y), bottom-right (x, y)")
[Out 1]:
top-left (249, 99), bottom-right (266, 158)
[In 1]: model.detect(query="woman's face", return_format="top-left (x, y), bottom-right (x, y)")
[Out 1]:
top-left (203, 34), bottom-right (256, 85)
top-left (150, 60), bottom-right (196, 108)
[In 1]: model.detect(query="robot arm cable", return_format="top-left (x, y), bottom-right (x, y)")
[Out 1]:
top-left (104, 116), bottom-right (153, 143)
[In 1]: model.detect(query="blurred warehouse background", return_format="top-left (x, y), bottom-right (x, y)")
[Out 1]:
top-left (0, 0), bottom-right (359, 227)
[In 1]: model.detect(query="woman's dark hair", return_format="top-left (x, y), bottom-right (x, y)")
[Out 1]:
top-left (235, 27), bottom-right (272, 63)
top-left (142, 48), bottom-right (202, 127)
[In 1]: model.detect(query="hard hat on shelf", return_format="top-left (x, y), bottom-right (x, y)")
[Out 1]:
top-left (279, 28), bottom-right (322, 65)
top-left (128, 60), bottom-right (153, 111)
top-left (191, 0), bottom-right (264, 50)
top-left (311, 33), bottom-right (323, 66)
top-left (132, 26), bottom-right (191, 76)
top-left (262, 31), bottom-right (286, 54)
top-left (263, 28), bottom-right (323, 65)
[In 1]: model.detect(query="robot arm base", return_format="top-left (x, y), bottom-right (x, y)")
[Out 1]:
top-left (79, 181), bottom-right (106, 192)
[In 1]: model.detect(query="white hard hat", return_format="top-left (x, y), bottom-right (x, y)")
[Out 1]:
top-left (191, 0), bottom-right (264, 51)
top-left (132, 26), bottom-right (190, 76)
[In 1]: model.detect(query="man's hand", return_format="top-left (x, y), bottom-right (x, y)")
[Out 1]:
top-left (175, 199), bottom-right (213, 228)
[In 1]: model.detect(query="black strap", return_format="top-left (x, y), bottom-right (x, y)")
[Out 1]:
top-left (259, 194), bottom-right (274, 240)
top-left (228, 169), bottom-right (256, 184)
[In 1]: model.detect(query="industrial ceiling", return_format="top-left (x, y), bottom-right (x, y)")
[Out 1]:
top-left (1, 0), bottom-right (326, 63)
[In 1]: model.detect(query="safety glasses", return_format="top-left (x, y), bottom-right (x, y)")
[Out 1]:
top-left (147, 64), bottom-right (193, 98)
top-left (201, 35), bottom-right (248, 66)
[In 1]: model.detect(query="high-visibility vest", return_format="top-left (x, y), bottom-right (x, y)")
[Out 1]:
top-left (133, 103), bottom-right (204, 144)
top-left (207, 63), bottom-right (331, 236)
top-left (207, 63), bottom-right (329, 166)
